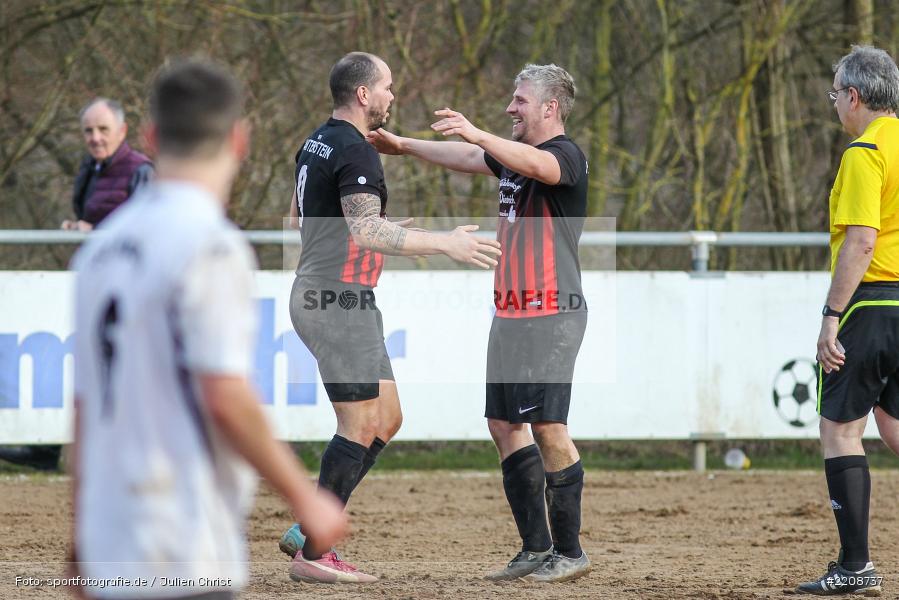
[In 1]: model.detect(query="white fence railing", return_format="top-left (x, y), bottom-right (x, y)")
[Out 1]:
top-left (0, 230), bottom-right (829, 271)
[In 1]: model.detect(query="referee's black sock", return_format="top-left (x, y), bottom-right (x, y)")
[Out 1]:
top-left (501, 444), bottom-right (552, 552)
top-left (825, 455), bottom-right (871, 571)
top-left (545, 460), bottom-right (584, 559)
top-left (303, 434), bottom-right (366, 560)
top-left (353, 437), bottom-right (387, 490)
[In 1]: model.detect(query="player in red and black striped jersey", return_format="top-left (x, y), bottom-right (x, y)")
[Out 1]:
top-left (368, 63), bottom-right (590, 583)
top-left (283, 52), bottom-right (501, 584)
top-left (485, 139), bottom-right (587, 318)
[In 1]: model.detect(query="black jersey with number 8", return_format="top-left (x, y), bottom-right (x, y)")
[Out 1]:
top-left (294, 118), bottom-right (388, 287)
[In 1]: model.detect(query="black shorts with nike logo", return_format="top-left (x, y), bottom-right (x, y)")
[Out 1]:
top-left (818, 282), bottom-right (899, 422)
top-left (485, 311), bottom-right (587, 424)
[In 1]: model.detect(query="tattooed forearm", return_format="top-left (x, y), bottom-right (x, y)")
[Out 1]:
top-left (341, 193), bottom-right (409, 254)
top-left (370, 218), bottom-right (407, 250)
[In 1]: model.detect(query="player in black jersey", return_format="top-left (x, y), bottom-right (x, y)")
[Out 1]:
top-left (284, 52), bottom-right (501, 584)
top-left (368, 64), bottom-right (590, 583)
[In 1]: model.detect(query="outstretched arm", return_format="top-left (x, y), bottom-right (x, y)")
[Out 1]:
top-left (366, 128), bottom-right (493, 176)
top-left (340, 192), bottom-right (500, 268)
top-left (430, 108), bottom-right (562, 185)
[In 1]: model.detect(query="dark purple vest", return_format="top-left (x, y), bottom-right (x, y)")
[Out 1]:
top-left (81, 142), bottom-right (152, 225)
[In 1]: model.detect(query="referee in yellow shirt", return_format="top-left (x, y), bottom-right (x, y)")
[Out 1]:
top-left (797, 46), bottom-right (899, 596)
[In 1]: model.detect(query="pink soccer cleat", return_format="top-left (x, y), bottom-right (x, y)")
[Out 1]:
top-left (289, 550), bottom-right (379, 584)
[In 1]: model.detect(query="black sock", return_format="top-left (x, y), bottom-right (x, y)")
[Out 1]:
top-left (545, 460), bottom-right (584, 559)
top-left (353, 437), bottom-right (386, 490)
top-left (303, 435), bottom-right (367, 560)
top-left (501, 444), bottom-right (552, 552)
top-left (825, 455), bottom-right (871, 571)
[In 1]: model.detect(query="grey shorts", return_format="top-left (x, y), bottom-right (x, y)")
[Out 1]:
top-left (289, 276), bottom-right (394, 402)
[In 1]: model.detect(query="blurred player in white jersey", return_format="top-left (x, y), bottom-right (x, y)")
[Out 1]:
top-left (70, 60), bottom-right (347, 600)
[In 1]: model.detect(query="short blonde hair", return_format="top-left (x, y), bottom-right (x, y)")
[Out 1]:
top-left (514, 64), bottom-right (576, 122)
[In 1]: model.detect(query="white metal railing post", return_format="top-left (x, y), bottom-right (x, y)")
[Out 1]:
top-left (690, 432), bottom-right (725, 472)
top-left (689, 231), bottom-right (718, 273)
top-left (693, 440), bottom-right (707, 472)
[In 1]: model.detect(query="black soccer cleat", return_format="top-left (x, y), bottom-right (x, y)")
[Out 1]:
top-left (795, 560), bottom-right (882, 596)
top-left (522, 550), bottom-right (591, 583)
top-left (485, 548), bottom-right (553, 581)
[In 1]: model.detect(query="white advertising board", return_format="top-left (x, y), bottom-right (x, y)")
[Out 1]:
top-left (0, 270), bottom-right (876, 443)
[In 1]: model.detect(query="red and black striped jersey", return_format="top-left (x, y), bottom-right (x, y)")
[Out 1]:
top-left (484, 135), bottom-right (588, 319)
top-left (294, 118), bottom-right (387, 287)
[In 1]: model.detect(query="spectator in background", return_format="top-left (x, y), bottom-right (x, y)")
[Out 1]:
top-left (0, 99), bottom-right (154, 472)
top-left (61, 97), bottom-right (153, 231)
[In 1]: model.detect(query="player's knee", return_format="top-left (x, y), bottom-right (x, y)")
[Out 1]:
top-left (819, 417), bottom-right (861, 441)
top-left (382, 411), bottom-right (403, 441)
top-left (531, 422), bottom-right (568, 446)
top-left (488, 420), bottom-right (533, 459)
top-left (819, 416), bottom-right (866, 456)
top-left (880, 435), bottom-right (899, 456)
top-left (874, 408), bottom-right (899, 455)
top-left (487, 418), bottom-right (516, 441)
top-left (342, 418), bottom-right (380, 446)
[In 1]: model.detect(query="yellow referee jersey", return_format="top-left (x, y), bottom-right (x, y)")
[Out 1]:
top-left (829, 116), bottom-right (899, 281)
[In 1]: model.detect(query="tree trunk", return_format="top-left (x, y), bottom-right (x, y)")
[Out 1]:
top-left (620, 0), bottom-right (674, 230)
top-left (846, 0), bottom-right (873, 45)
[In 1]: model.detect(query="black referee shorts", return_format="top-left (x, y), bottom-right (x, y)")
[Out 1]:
top-left (289, 276), bottom-right (394, 402)
top-left (485, 311), bottom-right (587, 424)
top-left (818, 282), bottom-right (899, 422)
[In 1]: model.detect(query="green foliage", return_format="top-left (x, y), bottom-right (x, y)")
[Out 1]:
top-left (1, 1), bottom-right (894, 269)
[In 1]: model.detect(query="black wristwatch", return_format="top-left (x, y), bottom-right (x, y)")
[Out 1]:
top-left (822, 304), bottom-right (843, 319)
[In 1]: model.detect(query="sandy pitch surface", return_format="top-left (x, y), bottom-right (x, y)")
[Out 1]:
top-left (2, 469), bottom-right (898, 599)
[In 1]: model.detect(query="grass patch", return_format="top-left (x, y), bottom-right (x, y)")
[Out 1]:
top-left (291, 439), bottom-right (899, 471)
top-left (3, 439), bottom-right (897, 474)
